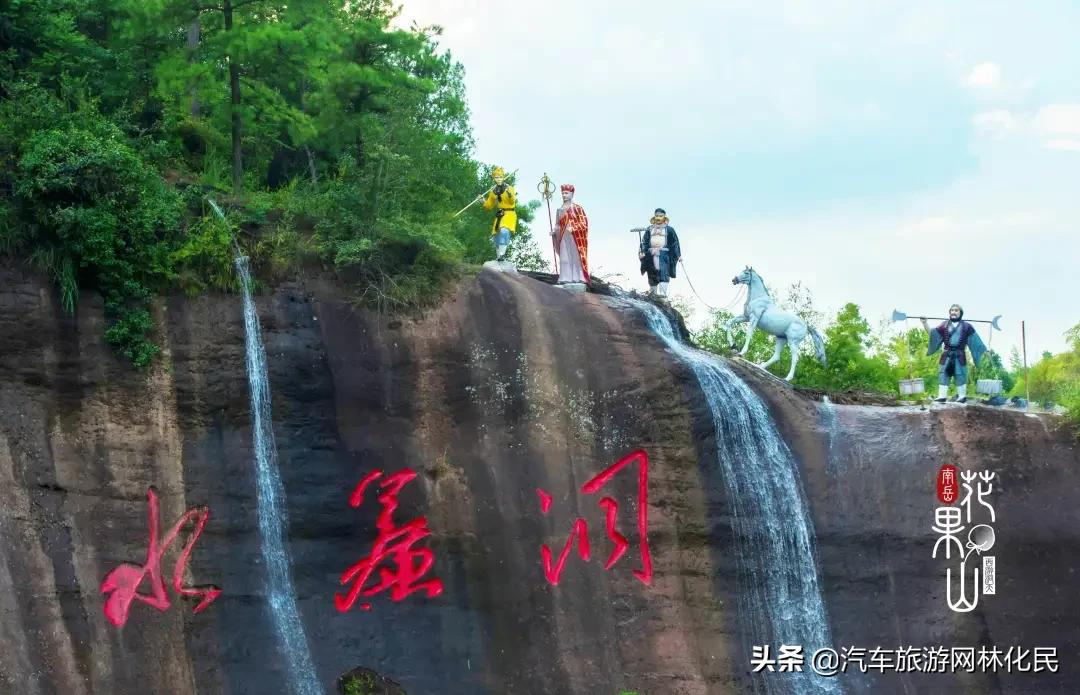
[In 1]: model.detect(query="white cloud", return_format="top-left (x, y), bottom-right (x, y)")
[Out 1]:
top-left (1033, 104), bottom-right (1080, 137)
top-left (974, 104), bottom-right (1080, 152)
top-left (901, 210), bottom-right (1054, 244)
top-left (1045, 139), bottom-right (1080, 153)
top-left (965, 62), bottom-right (1001, 88)
top-left (906, 215), bottom-right (952, 236)
top-left (973, 110), bottom-right (1017, 137)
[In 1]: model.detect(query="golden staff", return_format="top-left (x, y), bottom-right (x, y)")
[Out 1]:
top-left (453, 168), bottom-right (519, 218)
top-left (537, 173), bottom-right (559, 273)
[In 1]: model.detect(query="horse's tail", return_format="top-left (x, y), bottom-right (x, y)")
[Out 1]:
top-left (809, 326), bottom-right (827, 366)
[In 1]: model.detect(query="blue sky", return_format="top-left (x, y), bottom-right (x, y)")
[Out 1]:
top-left (397, 0), bottom-right (1080, 359)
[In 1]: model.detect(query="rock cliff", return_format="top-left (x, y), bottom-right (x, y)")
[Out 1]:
top-left (0, 261), bottom-right (1077, 694)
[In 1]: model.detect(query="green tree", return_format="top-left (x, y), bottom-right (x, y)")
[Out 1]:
top-left (1067, 323), bottom-right (1080, 351)
top-left (798, 303), bottom-right (894, 392)
top-left (0, 1), bottom-right (580, 363)
top-left (146, 0), bottom-right (339, 191)
top-left (1009, 322), bottom-right (1080, 418)
top-left (887, 327), bottom-right (939, 388)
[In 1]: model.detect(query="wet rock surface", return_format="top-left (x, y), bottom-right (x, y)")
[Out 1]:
top-left (738, 360), bottom-right (1080, 694)
top-left (1, 259), bottom-right (1078, 694)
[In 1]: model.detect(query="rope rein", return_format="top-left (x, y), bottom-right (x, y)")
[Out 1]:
top-left (678, 258), bottom-right (745, 313)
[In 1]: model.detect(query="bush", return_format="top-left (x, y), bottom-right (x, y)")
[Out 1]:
top-left (1060, 383), bottom-right (1080, 423)
top-left (11, 117), bottom-right (183, 365)
top-left (169, 211), bottom-right (237, 296)
top-left (104, 306), bottom-right (159, 367)
top-left (290, 163), bottom-right (470, 310)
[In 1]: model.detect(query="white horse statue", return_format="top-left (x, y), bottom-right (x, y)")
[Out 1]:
top-left (725, 266), bottom-right (827, 382)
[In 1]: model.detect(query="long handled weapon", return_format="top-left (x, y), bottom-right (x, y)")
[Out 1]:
top-left (538, 173), bottom-right (559, 273)
top-left (891, 309), bottom-right (1003, 330)
top-left (453, 168), bottom-right (520, 218)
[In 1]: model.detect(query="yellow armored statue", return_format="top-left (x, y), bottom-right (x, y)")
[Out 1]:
top-left (481, 166), bottom-right (517, 261)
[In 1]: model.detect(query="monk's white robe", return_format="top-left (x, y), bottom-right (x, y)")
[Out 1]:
top-left (557, 230), bottom-right (587, 284)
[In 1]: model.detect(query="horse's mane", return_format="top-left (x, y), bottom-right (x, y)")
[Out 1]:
top-left (747, 268), bottom-right (771, 298)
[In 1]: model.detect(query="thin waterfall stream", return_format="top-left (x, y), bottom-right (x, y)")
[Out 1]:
top-left (236, 256), bottom-right (322, 695)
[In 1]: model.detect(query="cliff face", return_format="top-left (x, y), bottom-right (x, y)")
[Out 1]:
top-left (736, 364), bottom-right (1080, 694)
top-left (0, 261), bottom-right (1077, 695)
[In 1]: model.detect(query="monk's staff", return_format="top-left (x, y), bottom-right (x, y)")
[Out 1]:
top-left (537, 173), bottom-right (559, 273)
top-left (453, 168), bottom-right (520, 218)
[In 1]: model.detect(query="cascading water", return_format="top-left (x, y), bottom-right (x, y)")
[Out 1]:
top-left (628, 298), bottom-right (840, 695)
top-left (819, 396), bottom-right (841, 473)
top-left (236, 256), bottom-right (322, 695)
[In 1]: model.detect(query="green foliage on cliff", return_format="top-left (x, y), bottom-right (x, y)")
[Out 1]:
top-left (1012, 322), bottom-right (1080, 425)
top-left (796, 303), bottom-right (894, 392)
top-left (338, 667), bottom-right (405, 695)
top-left (1, 90), bottom-right (184, 365)
top-left (0, 0), bottom-right (542, 365)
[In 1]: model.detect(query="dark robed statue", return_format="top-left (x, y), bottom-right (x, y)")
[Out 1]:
top-left (638, 208), bottom-right (681, 299)
top-left (923, 303), bottom-right (987, 403)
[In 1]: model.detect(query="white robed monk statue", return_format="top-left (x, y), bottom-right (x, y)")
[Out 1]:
top-left (726, 266), bottom-right (827, 382)
top-left (551, 183), bottom-right (589, 290)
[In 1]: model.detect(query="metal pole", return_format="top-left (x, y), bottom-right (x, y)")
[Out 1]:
top-left (537, 173), bottom-right (558, 274)
top-left (1022, 320), bottom-right (1030, 408)
top-left (548, 195), bottom-right (559, 274)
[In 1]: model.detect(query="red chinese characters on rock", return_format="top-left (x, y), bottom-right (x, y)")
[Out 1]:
top-left (100, 487), bottom-right (221, 628)
top-left (938, 463), bottom-right (959, 504)
top-left (537, 449), bottom-right (653, 586)
top-left (335, 468), bottom-right (445, 613)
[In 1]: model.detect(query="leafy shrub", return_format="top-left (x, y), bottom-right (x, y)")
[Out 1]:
top-left (1060, 382), bottom-right (1080, 424)
top-left (104, 306), bottom-right (159, 366)
top-left (169, 212), bottom-right (236, 296)
top-left (293, 163), bottom-right (470, 310)
top-left (11, 116), bottom-right (182, 365)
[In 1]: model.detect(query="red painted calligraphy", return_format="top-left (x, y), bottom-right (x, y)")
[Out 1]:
top-left (335, 468), bottom-right (444, 613)
top-left (537, 449), bottom-right (653, 586)
top-left (540, 517), bottom-right (590, 584)
top-left (100, 487), bottom-right (221, 627)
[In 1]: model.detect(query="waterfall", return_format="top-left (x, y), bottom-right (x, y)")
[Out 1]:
top-left (629, 299), bottom-right (839, 695)
top-left (819, 396), bottom-right (841, 473)
top-left (235, 256), bottom-right (322, 695)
